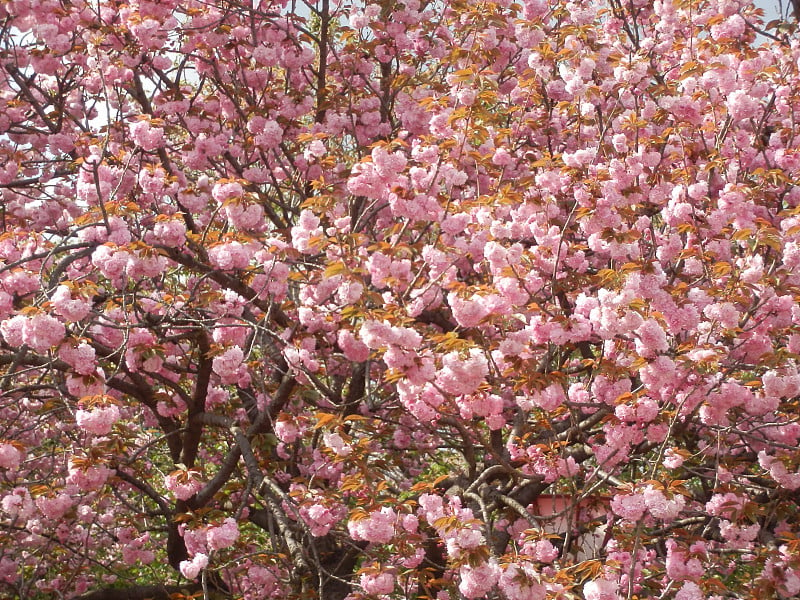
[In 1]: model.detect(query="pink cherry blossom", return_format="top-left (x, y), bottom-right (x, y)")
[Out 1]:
top-left (35, 493), bottom-right (73, 520)
top-left (0, 444), bottom-right (21, 470)
top-left (1, 488), bottom-right (34, 519)
top-left (584, 578), bottom-right (621, 600)
top-left (337, 329), bottom-right (370, 362)
top-left (611, 493), bottom-right (646, 522)
top-left (448, 292), bottom-right (490, 328)
top-left (360, 571), bottom-right (395, 595)
top-left (635, 318), bottom-right (669, 357)
top-left (212, 346), bottom-right (246, 385)
top-left (152, 219), bottom-right (187, 248)
top-left (643, 486), bottom-right (685, 521)
top-left (291, 210), bottom-right (323, 254)
top-left (302, 503), bottom-right (339, 537)
top-left (274, 418), bottom-right (300, 444)
top-left (75, 404), bottom-right (121, 436)
top-left (726, 89), bottom-right (760, 121)
top-left (458, 560), bottom-right (500, 599)
top-left (59, 341), bottom-right (97, 375)
top-left (674, 581), bottom-right (704, 600)
top-left (348, 507), bottom-right (396, 544)
top-left (164, 471), bottom-right (204, 501)
top-left (179, 553), bottom-right (208, 580)
top-left (51, 285), bottom-right (91, 322)
top-left (435, 349), bottom-right (488, 396)
top-left (129, 120), bottom-right (165, 151)
top-left (2, 313), bottom-right (67, 353)
top-left (206, 518), bottom-right (239, 551)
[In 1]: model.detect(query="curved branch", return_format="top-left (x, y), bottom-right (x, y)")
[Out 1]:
top-left (73, 583), bottom-right (203, 600)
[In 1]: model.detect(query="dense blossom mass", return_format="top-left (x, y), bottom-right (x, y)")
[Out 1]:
top-left (1, 0), bottom-right (800, 598)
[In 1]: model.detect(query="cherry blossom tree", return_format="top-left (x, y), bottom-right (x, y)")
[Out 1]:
top-left (1, 0), bottom-right (800, 599)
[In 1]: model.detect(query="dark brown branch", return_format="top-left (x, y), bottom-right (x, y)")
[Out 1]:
top-left (73, 583), bottom-right (203, 600)
top-left (113, 469), bottom-right (170, 514)
top-left (105, 374), bottom-right (183, 463)
top-left (4, 63), bottom-right (60, 133)
top-left (181, 330), bottom-right (212, 468)
top-left (0, 167), bottom-right (75, 188)
top-left (315, 0), bottom-right (330, 124)
top-left (191, 445), bottom-right (242, 508)
top-left (162, 247), bottom-right (292, 329)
